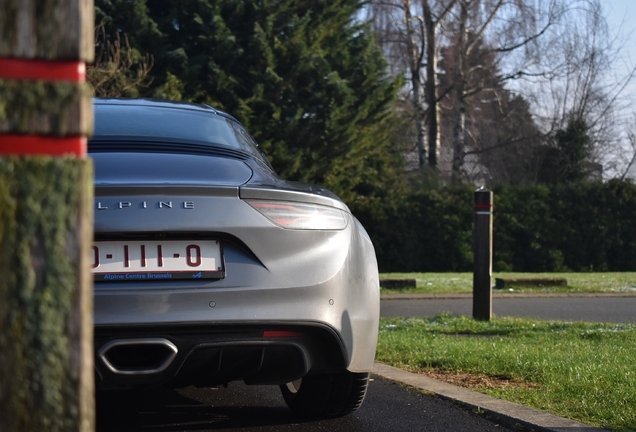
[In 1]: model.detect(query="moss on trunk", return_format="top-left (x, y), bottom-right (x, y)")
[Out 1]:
top-left (0, 156), bottom-right (94, 432)
top-left (0, 80), bottom-right (93, 136)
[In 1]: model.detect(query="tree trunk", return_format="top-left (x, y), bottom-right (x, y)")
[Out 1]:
top-left (452, 0), bottom-right (468, 182)
top-left (0, 80), bottom-right (93, 136)
top-left (0, 0), bottom-right (94, 431)
top-left (0, 0), bottom-right (93, 60)
top-left (0, 158), bottom-right (94, 432)
top-left (423, 0), bottom-right (439, 170)
top-left (452, 98), bottom-right (466, 181)
top-left (402, 0), bottom-right (427, 169)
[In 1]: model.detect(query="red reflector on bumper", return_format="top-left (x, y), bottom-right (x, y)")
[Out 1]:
top-left (262, 331), bottom-right (303, 338)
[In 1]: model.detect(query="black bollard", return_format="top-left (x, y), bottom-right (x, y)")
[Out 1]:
top-left (473, 187), bottom-right (493, 321)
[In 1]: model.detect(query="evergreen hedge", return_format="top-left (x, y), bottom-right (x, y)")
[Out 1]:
top-left (355, 180), bottom-right (636, 272)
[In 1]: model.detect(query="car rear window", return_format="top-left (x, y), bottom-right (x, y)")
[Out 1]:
top-left (93, 104), bottom-right (261, 157)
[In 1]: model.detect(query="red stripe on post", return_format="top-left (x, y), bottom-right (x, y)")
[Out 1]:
top-left (0, 58), bottom-right (85, 82)
top-left (0, 135), bottom-right (86, 156)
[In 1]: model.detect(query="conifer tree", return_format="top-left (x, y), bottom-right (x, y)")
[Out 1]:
top-left (94, 0), bottom-right (404, 202)
top-left (536, 118), bottom-right (593, 184)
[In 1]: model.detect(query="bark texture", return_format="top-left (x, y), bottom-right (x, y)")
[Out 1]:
top-left (0, 0), bottom-right (95, 430)
top-left (402, 0), bottom-right (427, 169)
top-left (0, 80), bottom-right (93, 136)
top-left (423, 0), bottom-right (439, 169)
top-left (0, 157), bottom-right (94, 432)
top-left (0, 0), bottom-right (93, 61)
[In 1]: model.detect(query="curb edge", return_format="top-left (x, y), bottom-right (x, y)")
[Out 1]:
top-left (372, 363), bottom-right (609, 432)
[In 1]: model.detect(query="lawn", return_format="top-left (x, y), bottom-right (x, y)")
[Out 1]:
top-left (379, 272), bottom-right (636, 294)
top-left (376, 314), bottom-right (636, 432)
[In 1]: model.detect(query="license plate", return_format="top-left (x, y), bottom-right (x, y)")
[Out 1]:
top-left (92, 240), bottom-right (224, 281)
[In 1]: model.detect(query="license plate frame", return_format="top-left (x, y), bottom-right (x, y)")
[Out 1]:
top-left (92, 239), bottom-right (225, 282)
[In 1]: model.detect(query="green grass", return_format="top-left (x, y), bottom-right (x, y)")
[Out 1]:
top-left (377, 314), bottom-right (636, 432)
top-left (380, 272), bottom-right (636, 294)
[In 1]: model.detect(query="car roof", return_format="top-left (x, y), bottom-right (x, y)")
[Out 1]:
top-left (93, 98), bottom-right (240, 123)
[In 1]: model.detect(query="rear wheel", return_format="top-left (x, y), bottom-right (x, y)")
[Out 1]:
top-left (280, 371), bottom-right (370, 418)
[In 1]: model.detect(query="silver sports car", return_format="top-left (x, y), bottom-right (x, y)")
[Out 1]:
top-left (90, 98), bottom-right (380, 417)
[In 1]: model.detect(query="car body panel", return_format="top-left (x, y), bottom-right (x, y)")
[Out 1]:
top-left (90, 98), bottom-right (380, 390)
top-left (92, 152), bottom-right (254, 187)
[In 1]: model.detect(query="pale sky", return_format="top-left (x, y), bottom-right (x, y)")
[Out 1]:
top-left (606, 0), bottom-right (636, 31)
top-left (605, 1), bottom-right (636, 177)
top-left (605, 0), bottom-right (636, 76)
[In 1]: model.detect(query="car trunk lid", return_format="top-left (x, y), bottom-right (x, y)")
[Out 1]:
top-left (91, 151), bottom-right (253, 187)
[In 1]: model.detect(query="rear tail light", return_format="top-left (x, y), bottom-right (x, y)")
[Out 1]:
top-left (246, 200), bottom-right (347, 230)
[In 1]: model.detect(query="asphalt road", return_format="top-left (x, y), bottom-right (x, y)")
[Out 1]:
top-left (96, 296), bottom-right (628, 431)
top-left (97, 376), bottom-right (513, 432)
top-left (380, 296), bottom-right (636, 323)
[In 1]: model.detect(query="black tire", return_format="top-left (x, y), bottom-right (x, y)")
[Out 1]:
top-left (280, 371), bottom-right (370, 418)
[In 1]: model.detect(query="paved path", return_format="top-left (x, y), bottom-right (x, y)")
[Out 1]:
top-left (381, 294), bottom-right (636, 323)
top-left (96, 377), bottom-right (514, 431)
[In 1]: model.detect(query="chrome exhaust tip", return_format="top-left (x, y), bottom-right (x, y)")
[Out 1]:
top-left (98, 338), bottom-right (178, 375)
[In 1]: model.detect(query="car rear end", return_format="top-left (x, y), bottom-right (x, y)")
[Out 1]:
top-left (90, 100), bottom-right (380, 403)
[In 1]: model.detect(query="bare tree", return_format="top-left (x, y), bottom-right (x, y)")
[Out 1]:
top-left (87, 22), bottom-right (154, 97)
top-left (438, 37), bottom-right (543, 185)
top-left (368, 0), bottom-right (634, 184)
top-left (620, 130), bottom-right (636, 181)
top-left (367, 0), bottom-right (455, 171)
top-left (402, 0), bottom-right (428, 169)
top-left (368, 0), bottom-right (558, 177)
top-left (523, 0), bottom-right (636, 181)
top-left (423, 0), bottom-right (457, 168)
top-left (444, 0), bottom-right (561, 182)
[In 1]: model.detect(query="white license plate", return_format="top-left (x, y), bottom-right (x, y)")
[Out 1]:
top-left (92, 239), bottom-right (224, 281)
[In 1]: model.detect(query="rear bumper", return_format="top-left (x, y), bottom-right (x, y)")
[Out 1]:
top-left (94, 323), bottom-right (346, 389)
top-left (94, 257), bottom-right (380, 375)
top-left (93, 213), bottom-right (380, 384)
